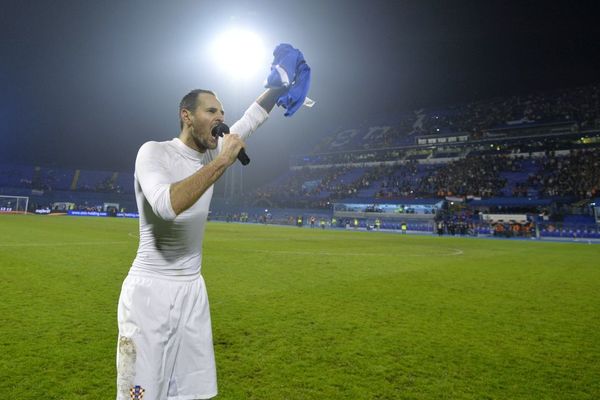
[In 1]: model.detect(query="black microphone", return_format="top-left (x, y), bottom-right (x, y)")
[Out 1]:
top-left (211, 122), bottom-right (250, 165)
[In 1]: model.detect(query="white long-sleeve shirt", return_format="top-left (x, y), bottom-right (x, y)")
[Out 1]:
top-left (129, 102), bottom-right (269, 277)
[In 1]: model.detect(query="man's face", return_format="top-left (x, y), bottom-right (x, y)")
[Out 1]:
top-left (186, 93), bottom-right (225, 152)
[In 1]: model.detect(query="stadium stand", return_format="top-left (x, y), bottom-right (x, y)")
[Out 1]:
top-left (249, 84), bottom-right (600, 237)
top-left (0, 164), bottom-right (137, 213)
top-left (0, 164), bottom-right (35, 189)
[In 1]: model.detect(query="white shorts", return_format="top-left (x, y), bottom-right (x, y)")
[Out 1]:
top-left (116, 273), bottom-right (217, 400)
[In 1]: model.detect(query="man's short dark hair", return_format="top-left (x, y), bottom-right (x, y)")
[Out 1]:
top-left (179, 89), bottom-right (215, 129)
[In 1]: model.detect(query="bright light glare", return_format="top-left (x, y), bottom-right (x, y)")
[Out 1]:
top-left (210, 28), bottom-right (267, 80)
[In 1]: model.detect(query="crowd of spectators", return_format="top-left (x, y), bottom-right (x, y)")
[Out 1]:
top-left (527, 148), bottom-right (600, 198)
top-left (368, 155), bottom-right (525, 198)
top-left (415, 155), bottom-right (518, 198)
top-left (254, 147), bottom-right (600, 208)
top-left (309, 83), bottom-right (600, 155)
top-left (387, 149), bottom-right (598, 200)
top-left (78, 176), bottom-right (124, 193)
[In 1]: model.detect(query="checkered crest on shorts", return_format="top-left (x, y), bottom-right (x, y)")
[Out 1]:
top-left (130, 385), bottom-right (145, 400)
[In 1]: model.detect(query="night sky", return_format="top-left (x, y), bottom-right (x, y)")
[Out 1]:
top-left (1, 0), bottom-right (599, 187)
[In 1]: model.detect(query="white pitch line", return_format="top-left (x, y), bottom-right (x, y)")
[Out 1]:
top-left (0, 231), bottom-right (140, 248)
top-left (0, 241), bottom-right (131, 247)
top-left (244, 248), bottom-right (464, 257)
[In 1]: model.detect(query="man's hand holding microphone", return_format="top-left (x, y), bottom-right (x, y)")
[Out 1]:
top-left (212, 122), bottom-right (249, 166)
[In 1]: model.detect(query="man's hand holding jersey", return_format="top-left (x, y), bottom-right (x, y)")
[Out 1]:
top-left (264, 43), bottom-right (312, 117)
top-left (219, 43), bottom-right (312, 166)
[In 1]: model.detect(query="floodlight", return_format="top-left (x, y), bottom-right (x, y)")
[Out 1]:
top-left (210, 28), bottom-right (267, 80)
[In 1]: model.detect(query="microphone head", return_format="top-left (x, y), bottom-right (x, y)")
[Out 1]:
top-left (211, 122), bottom-right (230, 138)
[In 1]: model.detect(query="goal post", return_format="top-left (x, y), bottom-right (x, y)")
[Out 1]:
top-left (0, 195), bottom-right (29, 214)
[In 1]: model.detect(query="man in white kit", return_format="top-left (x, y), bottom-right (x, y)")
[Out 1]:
top-left (116, 87), bottom-right (285, 400)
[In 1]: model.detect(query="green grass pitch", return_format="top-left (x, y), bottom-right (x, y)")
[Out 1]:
top-left (0, 214), bottom-right (599, 399)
